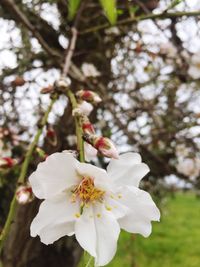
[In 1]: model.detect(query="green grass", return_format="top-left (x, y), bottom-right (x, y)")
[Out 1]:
top-left (107, 192), bottom-right (200, 267)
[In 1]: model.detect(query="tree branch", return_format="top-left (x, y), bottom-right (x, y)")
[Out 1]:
top-left (80, 10), bottom-right (200, 35)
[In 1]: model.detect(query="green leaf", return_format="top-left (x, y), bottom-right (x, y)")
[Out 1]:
top-left (68, 0), bottom-right (81, 20)
top-left (99, 0), bottom-right (117, 25)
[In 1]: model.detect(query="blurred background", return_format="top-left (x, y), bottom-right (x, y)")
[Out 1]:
top-left (0, 0), bottom-right (200, 266)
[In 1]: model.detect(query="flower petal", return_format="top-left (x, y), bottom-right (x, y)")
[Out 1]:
top-left (75, 206), bottom-right (97, 258)
top-left (30, 192), bottom-right (79, 239)
top-left (104, 194), bottom-right (130, 219)
top-left (107, 152), bottom-right (149, 187)
top-left (94, 205), bottom-right (120, 266)
top-left (29, 151), bottom-right (79, 199)
top-left (39, 221), bottom-right (75, 245)
top-left (118, 186), bottom-right (160, 237)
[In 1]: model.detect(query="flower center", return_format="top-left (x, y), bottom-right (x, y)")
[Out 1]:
top-left (72, 177), bottom-right (105, 204)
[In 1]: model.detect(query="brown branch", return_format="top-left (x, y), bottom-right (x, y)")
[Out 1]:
top-left (63, 27), bottom-right (78, 76)
top-left (80, 10), bottom-right (200, 35)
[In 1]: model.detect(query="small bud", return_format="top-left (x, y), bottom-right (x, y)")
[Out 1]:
top-left (73, 101), bottom-right (93, 117)
top-left (0, 157), bottom-right (18, 168)
top-left (76, 90), bottom-right (102, 104)
top-left (82, 116), bottom-right (95, 135)
top-left (40, 85), bottom-right (55, 94)
top-left (46, 127), bottom-right (57, 146)
top-left (82, 122), bottom-right (95, 135)
top-left (55, 77), bottom-right (71, 92)
top-left (11, 76), bottom-right (26, 87)
top-left (16, 184), bottom-right (34, 205)
top-left (83, 134), bottom-right (119, 159)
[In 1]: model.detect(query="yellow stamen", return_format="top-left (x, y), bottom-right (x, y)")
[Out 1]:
top-left (73, 177), bottom-right (105, 204)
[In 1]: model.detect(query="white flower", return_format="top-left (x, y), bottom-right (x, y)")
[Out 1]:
top-left (81, 63), bottom-right (101, 77)
top-left (73, 101), bottom-right (93, 116)
top-left (29, 152), bottom-right (160, 266)
top-left (84, 142), bottom-right (97, 161)
top-left (188, 53), bottom-right (200, 79)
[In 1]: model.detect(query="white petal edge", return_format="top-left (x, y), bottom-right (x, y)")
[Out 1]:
top-left (118, 186), bottom-right (160, 237)
top-left (30, 192), bottom-right (79, 239)
top-left (39, 221), bottom-right (75, 245)
top-left (29, 151), bottom-right (79, 199)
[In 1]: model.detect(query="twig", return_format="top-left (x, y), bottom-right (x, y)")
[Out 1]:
top-left (63, 27), bottom-right (78, 76)
top-left (61, 2), bottom-right (85, 163)
top-left (80, 10), bottom-right (200, 35)
top-left (0, 96), bottom-right (57, 253)
top-left (66, 90), bottom-right (85, 163)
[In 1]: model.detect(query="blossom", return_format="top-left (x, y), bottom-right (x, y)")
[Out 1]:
top-left (73, 101), bottom-right (93, 116)
top-left (81, 63), bottom-right (101, 77)
top-left (29, 151), bottom-right (160, 266)
top-left (188, 53), bottom-right (200, 79)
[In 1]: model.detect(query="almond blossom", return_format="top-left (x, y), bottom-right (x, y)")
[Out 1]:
top-left (73, 101), bottom-right (94, 116)
top-left (29, 151), bottom-right (160, 266)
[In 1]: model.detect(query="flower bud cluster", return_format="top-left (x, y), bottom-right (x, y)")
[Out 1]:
top-left (72, 89), bottom-right (118, 160)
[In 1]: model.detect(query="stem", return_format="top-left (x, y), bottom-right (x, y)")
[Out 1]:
top-left (0, 96), bottom-right (57, 253)
top-left (66, 90), bottom-right (85, 163)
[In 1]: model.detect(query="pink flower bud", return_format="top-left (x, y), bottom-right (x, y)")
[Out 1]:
top-left (82, 122), bottom-right (95, 135)
top-left (76, 90), bottom-right (102, 104)
top-left (94, 137), bottom-right (119, 159)
top-left (16, 185), bottom-right (34, 205)
top-left (82, 116), bottom-right (95, 135)
top-left (0, 157), bottom-right (18, 168)
top-left (83, 134), bottom-right (119, 159)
